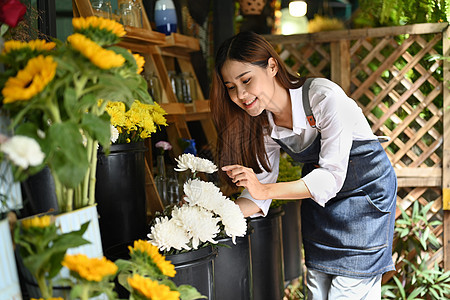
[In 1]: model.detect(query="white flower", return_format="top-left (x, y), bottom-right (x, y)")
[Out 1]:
top-left (174, 153), bottom-right (218, 174)
top-left (0, 135), bottom-right (45, 169)
top-left (215, 199), bottom-right (247, 244)
top-left (183, 178), bottom-right (225, 212)
top-left (147, 216), bottom-right (191, 252)
top-left (110, 125), bottom-right (119, 143)
top-left (172, 206), bottom-right (220, 249)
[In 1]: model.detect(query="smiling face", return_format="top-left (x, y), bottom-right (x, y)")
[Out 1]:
top-left (221, 58), bottom-right (278, 117)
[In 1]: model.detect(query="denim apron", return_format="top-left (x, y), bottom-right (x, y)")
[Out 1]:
top-left (272, 84), bottom-right (397, 278)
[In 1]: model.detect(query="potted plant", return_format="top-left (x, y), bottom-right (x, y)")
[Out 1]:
top-left (0, 14), bottom-right (154, 296)
top-left (147, 153), bottom-right (248, 299)
top-left (96, 99), bottom-right (167, 251)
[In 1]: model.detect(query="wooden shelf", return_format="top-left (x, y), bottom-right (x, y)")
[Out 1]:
top-left (161, 100), bottom-right (210, 115)
top-left (123, 26), bottom-right (167, 45)
top-left (159, 33), bottom-right (201, 54)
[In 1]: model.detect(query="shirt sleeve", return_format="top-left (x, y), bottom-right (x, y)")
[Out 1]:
top-left (239, 135), bottom-right (280, 217)
top-left (301, 81), bottom-right (356, 206)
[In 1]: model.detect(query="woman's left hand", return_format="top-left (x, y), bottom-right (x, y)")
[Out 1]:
top-left (222, 164), bottom-right (268, 200)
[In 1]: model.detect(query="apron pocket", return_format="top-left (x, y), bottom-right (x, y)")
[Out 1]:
top-left (302, 190), bottom-right (391, 251)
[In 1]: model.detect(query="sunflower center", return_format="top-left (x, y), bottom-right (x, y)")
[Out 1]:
top-left (24, 79), bottom-right (33, 88)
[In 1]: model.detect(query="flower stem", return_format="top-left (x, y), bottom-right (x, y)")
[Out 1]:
top-left (82, 137), bottom-right (94, 206)
top-left (88, 140), bottom-right (98, 206)
top-left (36, 275), bottom-right (51, 299)
top-left (80, 284), bottom-right (90, 300)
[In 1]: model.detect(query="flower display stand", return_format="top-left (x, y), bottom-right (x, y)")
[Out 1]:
top-left (249, 206), bottom-right (285, 300)
top-left (214, 234), bottom-right (253, 300)
top-left (282, 201), bottom-right (303, 282)
top-left (0, 218), bottom-right (22, 300)
top-left (96, 142), bottom-right (148, 252)
top-left (166, 246), bottom-right (217, 299)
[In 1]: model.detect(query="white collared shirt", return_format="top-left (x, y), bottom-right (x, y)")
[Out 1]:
top-left (240, 78), bottom-right (377, 217)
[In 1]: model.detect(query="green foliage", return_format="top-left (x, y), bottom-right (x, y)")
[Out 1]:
top-left (14, 217), bottom-right (90, 298)
top-left (381, 201), bottom-right (450, 299)
top-left (354, 0), bottom-right (448, 28)
top-left (393, 201), bottom-right (441, 260)
top-left (115, 242), bottom-right (205, 300)
top-left (270, 152), bottom-right (303, 208)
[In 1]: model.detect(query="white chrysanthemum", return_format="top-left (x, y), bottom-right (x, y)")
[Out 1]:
top-left (215, 199), bottom-right (247, 244)
top-left (172, 205), bottom-right (220, 249)
top-left (110, 125), bottom-right (119, 143)
top-left (147, 216), bottom-right (191, 251)
top-left (0, 136), bottom-right (45, 169)
top-left (174, 153), bottom-right (218, 174)
top-left (183, 178), bottom-right (225, 212)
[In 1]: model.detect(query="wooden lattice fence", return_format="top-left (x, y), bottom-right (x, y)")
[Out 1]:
top-left (264, 23), bottom-right (450, 274)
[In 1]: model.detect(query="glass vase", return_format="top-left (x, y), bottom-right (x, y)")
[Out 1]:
top-left (155, 155), bottom-right (168, 206)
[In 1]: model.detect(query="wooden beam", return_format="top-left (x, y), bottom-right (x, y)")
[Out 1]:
top-left (443, 25), bottom-right (450, 270)
top-left (264, 23), bottom-right (448, 44)
top-left (330, 40), bottom-right (350, 94)
top-left (395, 168), bottom-right (442, 187)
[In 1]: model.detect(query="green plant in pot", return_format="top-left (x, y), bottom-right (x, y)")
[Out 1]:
top-left (0, 15), bottom-right (153, 213)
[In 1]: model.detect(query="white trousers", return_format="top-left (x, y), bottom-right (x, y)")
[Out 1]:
top-left (306, 269), bottom-right (382, 300)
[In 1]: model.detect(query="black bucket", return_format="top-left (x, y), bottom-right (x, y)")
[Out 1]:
top-left (282, 201), bottom-right (303, 282)
top-left (21, 166), bottom-right (58, 216)
top-left (166, 246), bottom-right (217, 300)
top-left (104, 241), bottom-right (133, 298)
top-left (95, 142), bottom-right (148, 251)
top-left (249, 206), bottom-right (285, 300)
top-left (214, 233), bottom-right (253, 300)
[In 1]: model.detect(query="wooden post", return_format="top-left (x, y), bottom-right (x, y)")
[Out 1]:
top-left (330, 40), bottom-right (351, 94)
top-left (443, 25), bottom-right (450, 270)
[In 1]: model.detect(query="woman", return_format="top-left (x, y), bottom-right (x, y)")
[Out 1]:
top-left (210, 31), bottom-right (397, 299)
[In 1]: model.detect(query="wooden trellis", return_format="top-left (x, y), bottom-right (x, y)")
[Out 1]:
top-left (265, 22), bottom-right (450, 271)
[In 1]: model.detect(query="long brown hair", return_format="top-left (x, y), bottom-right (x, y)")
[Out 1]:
top-left (210, 31), bottom-right (305, 187)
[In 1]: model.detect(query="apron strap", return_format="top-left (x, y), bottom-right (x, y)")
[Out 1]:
top-left (302, 78), bottom-right (316, 128)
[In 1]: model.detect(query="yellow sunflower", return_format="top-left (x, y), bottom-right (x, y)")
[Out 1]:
top-left (72, 16), bottom-right (126, 38)
top-left (62, 254), bottom-right (118, 282)
top-left (132, 53), bottom-right (145, 74)
top-left (67, 33), bottom-right (125, 69)
top-left (22, 215), bottom-right (52, 229)
top-left (2, 39), bottom-right (56, 55)
top-left (128, 274), bottom-right (180, 300)
top-left (2, 55), bottom-right (57, 104)
top-left (129, 239), bottom-right (176, 277)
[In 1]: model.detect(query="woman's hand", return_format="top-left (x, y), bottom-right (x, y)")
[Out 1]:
top-left (222, 164), bottom-right (268, 200)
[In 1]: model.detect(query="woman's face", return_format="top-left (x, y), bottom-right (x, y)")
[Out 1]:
top-left (221, 58), bottom-right (278, 117)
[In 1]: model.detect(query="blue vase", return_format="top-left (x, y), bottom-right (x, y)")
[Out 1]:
top-left (154, 0), bottom-right (177, 35)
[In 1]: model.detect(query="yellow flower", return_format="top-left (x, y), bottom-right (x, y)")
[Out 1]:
top-left (308, 15), bottom-right (345, 33)
top-left (2, 55), bottom-right (57, 104)
top-left (128, 274), bottom-right (180, 300)
top-left (2, 39), bottom-right (56, 54)
top-left (133, 53), bottom-right (145, 74)
top-left (106, 101), bottom-right (127, 127)
top-left (72, 16), bottom-right (126, 38)
top-left (62, 254), bottom-right (118, 282)
top-left (129, 240), bottom-right (176, 277)
top-left (22, 215), bottom-right (52, 229)
top-left (67, 33), bottom-right (125, 69)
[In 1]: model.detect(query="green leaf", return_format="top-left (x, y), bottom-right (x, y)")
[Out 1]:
top-left (47, 122), bottom-right (89, 188)
top-left (406, 287), bottom-right (424, 299)
top-left (177, 284), bottom-right (207, 300)
top-left (81, 113), bottom-right (111, 147)
top-left (393, 276), bottom-right (406, 299)
top-left (63, 87), bottom-right (78, 120)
